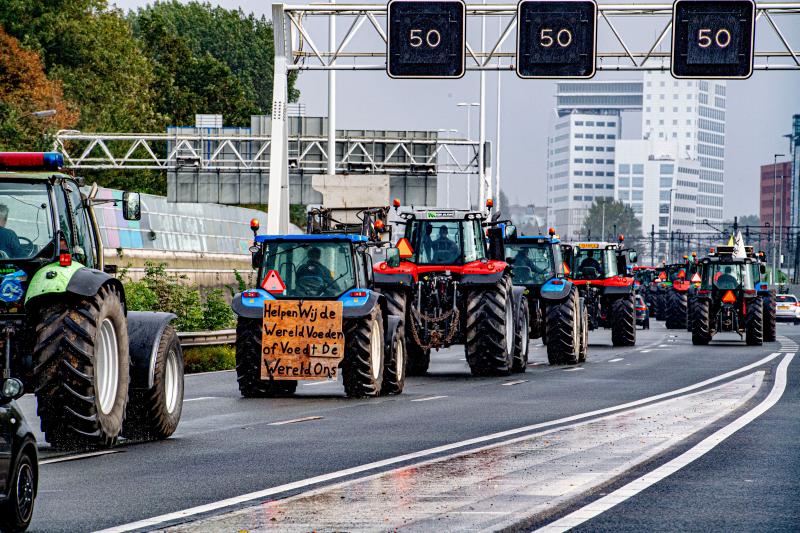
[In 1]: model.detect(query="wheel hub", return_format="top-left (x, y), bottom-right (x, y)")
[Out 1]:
top-left (164, 348), bottom-right (180, 414)
top-left (370, 320), bottom-right (381, 381)
top-left (96, 318), bottom-right (119, 415)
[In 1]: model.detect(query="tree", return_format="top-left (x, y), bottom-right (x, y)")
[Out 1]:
top-left (580, 198), bottom-right (642, 244)
top-left (0, 28), bottom-right (79, 150)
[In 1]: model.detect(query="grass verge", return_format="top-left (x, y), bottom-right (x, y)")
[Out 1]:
top-left (183, 345), bottom-right (236, 374)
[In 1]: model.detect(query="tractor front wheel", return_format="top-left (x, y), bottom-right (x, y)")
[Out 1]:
top-left (511, 298), bottom-right (530, 373)
top-left (235, 317), bottom-right (297, 397)
top-left (762, 294), bottom-right (777, 342)
top-left (545, 287), bottom-right (579, 365)
top-left (465, 275), bottom-right (514, 376)
top-left (692, 299), bottom-right (713, 345)
top-left (745, 298), bottom-right (764, 346)
top-left (343, 307), bottom-right (385, 397)
top-left (611, 295), bottom-right (637, 347)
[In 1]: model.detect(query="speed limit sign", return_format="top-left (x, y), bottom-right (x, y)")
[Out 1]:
top-left (387, 0), bottom-right (466, 78)
top-left (671, 0), bottom-right (756, 78)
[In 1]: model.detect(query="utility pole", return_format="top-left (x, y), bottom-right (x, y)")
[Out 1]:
top-left (478, 0), bottom-right (487, 209)
top-left (495, 28), bottom-right (502, 211)
top-left (772, 153), bottom-right (785, 283)
top-left (650, 224), bottom-right (655, 265)
top-left (327, 0), bottom-right (336, 177)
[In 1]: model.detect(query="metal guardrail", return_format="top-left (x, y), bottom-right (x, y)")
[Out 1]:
top-left (178, 329), bottom-right (237, 347)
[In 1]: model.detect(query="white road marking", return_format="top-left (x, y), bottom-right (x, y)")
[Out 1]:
top-left (502, 380), bottom-right (529, 386)
top-left (411, 395), bottom-right (449, 402)
top-left (41, 450), bottom-right (122, 465)
top-left (608, 358), bottom-right (624, 363)
top-left (268, 416), bottom-right (323, 426)
top-left (184, 396), bottom-right (219, 402)
top-left (185, 369), bottom-right (235, 377)
top-left (537, 352), bottom-right (796, 532)
top-left (95, 351), bottom-right (783, 533)
top-left (303, 380), bottom-right (336, 386)
top-left (563, 367), bottom-right (584, 372)
top-left (640, 349), bottom-right (652, 353)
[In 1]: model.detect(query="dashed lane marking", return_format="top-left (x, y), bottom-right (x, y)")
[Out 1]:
top-left (640, 349), bottom-right (653, 353)
top-left (608, 358), bottom-right (624, 363)
top-left (563, 367), bottom-right (584, 372)
top-left (95, 351), bottom-right (783, 533)
top-left (41, 450), bottom-right (123, 465)
top-left (268, 416), bottom-right (324, 426)
top-left (184, 397), bottom-right (219, 402)
top-left (537, 352), bottom-right (796, 532)
top-left (502, 380), bottom-right (529, 386)
top-left (303, 380), bottom-right (336, 386)
top-left (411, 395), bottom-right (449, 402)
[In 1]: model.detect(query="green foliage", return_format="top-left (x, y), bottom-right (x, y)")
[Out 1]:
top-left (183, 345), bottom-right (236, 374)
top-left (122, 262), bottom-right (236, 331)
top-left (581, 198), bottom-right (643, 244)
top-left (239, 204), bottom-right (308, 231)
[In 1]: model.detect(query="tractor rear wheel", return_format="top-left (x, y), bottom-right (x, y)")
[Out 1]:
top-left (511, 298), bottom-right (530, 373)
top-left (578, 298), bottom-right (588, 363)
top-left (381, 320), bottom-right (406, 395)
top-left (343, 307), bottom-right (384, 397)
top-left (381, 289), bottom-right (430, 375)
top-left (745, 298), bottom-right (764, 346)
top-left (235, 317), bottom-right (297, 397)
top-left (762, 294), bottom-right (777, 342)
top-left (34, 283), bottom-right (130, 449)
top-left (665, 289), bottom-right (688, 329)
top-left (611, 294), bottom-right (637, 347)
top-left (465, 274), bottom-right (513, 376)
top-left (692, 299), bottom-right (713, 345)
top-left (124, 325), bottom-right (184, 440)
top-left (545, 287), bottom-right (579, 365)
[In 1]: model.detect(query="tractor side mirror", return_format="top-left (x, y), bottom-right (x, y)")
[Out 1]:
top-left (759, 264), bottom-right (767, 275)
top-left (616, 254), bottom-right (627, 275)
top-left (249, 245), bottom-right (262, 270)
top-left (504, 224), bottom-right (517, 239)
top-left (628, 250), bottom-right (638, 264)
top-left (386, 247), bottom-right (401, 268)
top-left (0, 377), bottom-right (24, 403)
top-left (122, 191), bottom-right (141, 221)
top-left (486, 227), bottom-right (505, 261)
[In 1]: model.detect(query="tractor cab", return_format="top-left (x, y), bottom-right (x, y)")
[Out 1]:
top-left (400, 209), bottom-right (488, 266)
top-left (563, 239), bottom-right (635, 283)
top-left (503, 232), bottom-right (563, 287)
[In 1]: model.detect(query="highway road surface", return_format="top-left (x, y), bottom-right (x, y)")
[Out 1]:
top-left (19, 322), bottom-right (800, 532)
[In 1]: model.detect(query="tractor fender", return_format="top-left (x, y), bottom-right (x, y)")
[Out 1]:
top-left (374, 272), bottom-right (414, 287)
top-left (26, 264), bottom-right (125, 309)
top-left (601, 284), bottom-right (634, 296)
top-left (232, 292), bottom-right (265, 319)
top-left (384, 315), bottom-right (403, 351)
top-left (343, 291), bottom-right (381, 319)
top-left (539, 278), bottom-right (573, 301)
top-left (511, 285), bottom-right (527, 319)
top-left (127, 311), bottom-right (178, 390)
top-left (460, 270), bottom-right (506, 286)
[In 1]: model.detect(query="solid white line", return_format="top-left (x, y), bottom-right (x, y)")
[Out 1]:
top-left (608, 358), bottom-right (624, 363)
top-left (185, 369), bottom-right (235, 377)
top-left (537, 352), bottom-right (796, 532)
top-left (303, 380), bottom-right (336, 386)
top-left (268, 416), bottom-right (323, 426)
top-left (411, 395), bottom-right (449, 402)
top-left (563, 367), bottom-right (584, 372)
top-left (94, 351), bottom-right (783, 533)
top-left (502, 380), bottom-right (529, 386)
top-left (184, 396), bottom-right (219, 402)
top-left (41, 450), bottom-right (122, 465)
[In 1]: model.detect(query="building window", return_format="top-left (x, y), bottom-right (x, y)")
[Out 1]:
top-left (659, 119), bottom-right (665, 125)
top-left (619, 177), bottom-right (630, 187)
top-left (605, 183), bottom-right (614, 189)
top-left (632, 190), bottom-right (643, 201)
top-left (619, 190), bottom-right (630, 200)
top-left (586, 121), bottom-right (595, 126)
top-left (660, 177), bottom-right (673, 187)
top-left (661, 163), bottom-right (675, 175)
top-left (575, 171), bottom-right (584, 176)
top-left (633, 177), bottom-right (644, 187)
top-left (575, 121), bottom-right (584, 126)
top-left (574, 183), bottom-right (583, 188)
top-left (633, 164), bottom-right (644, 174)
top-left (646, 107), bottom-right (651, 112)
top-left (619, 164), bottom-right (630, 174)
top-left (574, 158), bottom-right (583, 163)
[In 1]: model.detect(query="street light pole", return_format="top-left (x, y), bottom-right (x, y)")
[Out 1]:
top-left (327, 0), bottom-right (336, 176)
top-left (458, 102), bottom-right (479, 209)
top-left (772, 153), bottom-right (785, 283)
top-left (478, 0), bottom-right (487, 209)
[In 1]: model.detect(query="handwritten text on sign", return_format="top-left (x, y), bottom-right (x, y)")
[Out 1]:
top-left (261, 300), bottom-right (344, 380)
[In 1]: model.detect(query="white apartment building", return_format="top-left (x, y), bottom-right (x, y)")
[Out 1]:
top-left (615, 139), bottom-right (700, 261)
top-left (641, 71), bottom-right (726, 224)
top-left (547, 112), bottom-right (620, 239)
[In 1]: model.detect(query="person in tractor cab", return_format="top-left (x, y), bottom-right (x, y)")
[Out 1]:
top-left (579, 250), bottom-right (602, 277)
top-left (296, 246), bottom-right (334, 286)
top-left (715, 265), bottom-right (737, 289)
top-left (513, 247), bottom-right (548, 275)
top-left (432, 225), bottom-right (459, 263)
top-left (0, 204), bottom-right (23, 258)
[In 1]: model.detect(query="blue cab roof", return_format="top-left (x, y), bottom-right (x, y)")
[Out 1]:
top-left (512, 235), bottom-right (560, 244)
top-left (255, 233), bottom-right (368, 243)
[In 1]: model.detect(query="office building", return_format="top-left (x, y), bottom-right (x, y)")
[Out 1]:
top-left (760, 161), bottom-right (792, 229)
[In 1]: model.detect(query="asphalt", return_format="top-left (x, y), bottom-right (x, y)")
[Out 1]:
top-left (18, 321), bottom-right (799, 532)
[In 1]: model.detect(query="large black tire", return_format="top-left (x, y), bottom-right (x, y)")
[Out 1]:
top-left (545, 287), bottom-right (579, 365)
top-left (465, 274), bottom-right (514, 376)
top-left (578, 298), bottom-right (588, 363)
top-left (343, 307), bottom-right (385, 397)
top-left (611, 294), bottom-right (637, 347)
top-left (665, 289), bottom-right (688, 329)
top-left (235, 317), bottom-right (297, 398)
top-left (653, 293), bottom-right (665, 320)
top-left (687, 294), bottom-right (695, 331)
top-left (0, 449), bottom-right (36, 532)
top-left (762, 294), bottom-right (777, 342)
top-left (511, 298), bottom-right (530, 373)
top-left (34, 284), bottom-right (129, 449)
top-left (382, 289), bottom-right (430, 375)
top-left (381, 320), bottom-right (406, 395)
top-left (692, 298), bottom-right (713, 345)
top-left (529, 301), bottom-right (544, 340)
top-left (124, 326), bottom-right (184, 441)
top-left (746, 297), bottom-right (764, 346)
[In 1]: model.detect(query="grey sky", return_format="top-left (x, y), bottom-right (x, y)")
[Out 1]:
top-left (113, 0), bottom-right (799, 217)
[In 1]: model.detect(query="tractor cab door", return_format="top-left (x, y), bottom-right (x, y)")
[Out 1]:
top-left (560, 244), bottom-right (574, 277)
top-left (64, 182), bottom-right (100, 269)
top-left (486, 227), bottom-right (505, 262)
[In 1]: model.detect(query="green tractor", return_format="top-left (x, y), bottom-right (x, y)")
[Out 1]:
top-left (0, 152), bottom-right (184, 449)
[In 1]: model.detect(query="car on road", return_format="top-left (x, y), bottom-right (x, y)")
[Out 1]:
top-left (635, 294), bottom-right (650, 329)
top-left (0, 377), bottom-right (37, 532)
top-left (775, 294), bottom-right (800, 324)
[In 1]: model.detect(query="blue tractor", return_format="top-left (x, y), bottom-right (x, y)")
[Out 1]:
top-left (231, 217), bottom-right (405, 398)
top-left (500, 228), bottom-right (588, 365)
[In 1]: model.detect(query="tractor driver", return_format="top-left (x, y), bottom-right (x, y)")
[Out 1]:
top-left (579, 249), bottom-right (602, 277)
top-left (296, 246), bottom-right (334, 286)
top-left (432, 225), bottom-right (459, 262)
top-left (514, 247), bottom-right (547, 275)
top-left (715, 265), bottom-right (737, 287)
top-left (0, 204), bottom-right (23, 258)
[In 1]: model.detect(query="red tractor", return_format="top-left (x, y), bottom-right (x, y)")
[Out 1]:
top-left (373, 205), bottom-right (527, 376)
top-left (562, 238), bottom-right (637, 346)
top-left (663, 255), bottom-right (700, 330)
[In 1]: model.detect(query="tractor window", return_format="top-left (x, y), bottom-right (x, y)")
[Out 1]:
top-left (0, 182), bottom-right (54, 260)
top-left (67, 184), bottom-right (98, 269)
top-left (406, 220), bottom-right (485, 265)
top-left (505, 242), bottom-right (555, 284)
top-left (572, 247), bottom-right (612, 279)
top-left (463, 220), bottom-right (484, 263)
top-left (703, 263), bottom-right (754, 291)
top-left (261, 240), bottom-right (355, 299)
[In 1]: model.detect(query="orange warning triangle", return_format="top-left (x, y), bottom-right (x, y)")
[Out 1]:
top-left (691, 272), bottom-right (701, 283)
top-left (396, 237), bottom-right (414, 258)
top-left (261, 269), bottom-right (286, 293)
